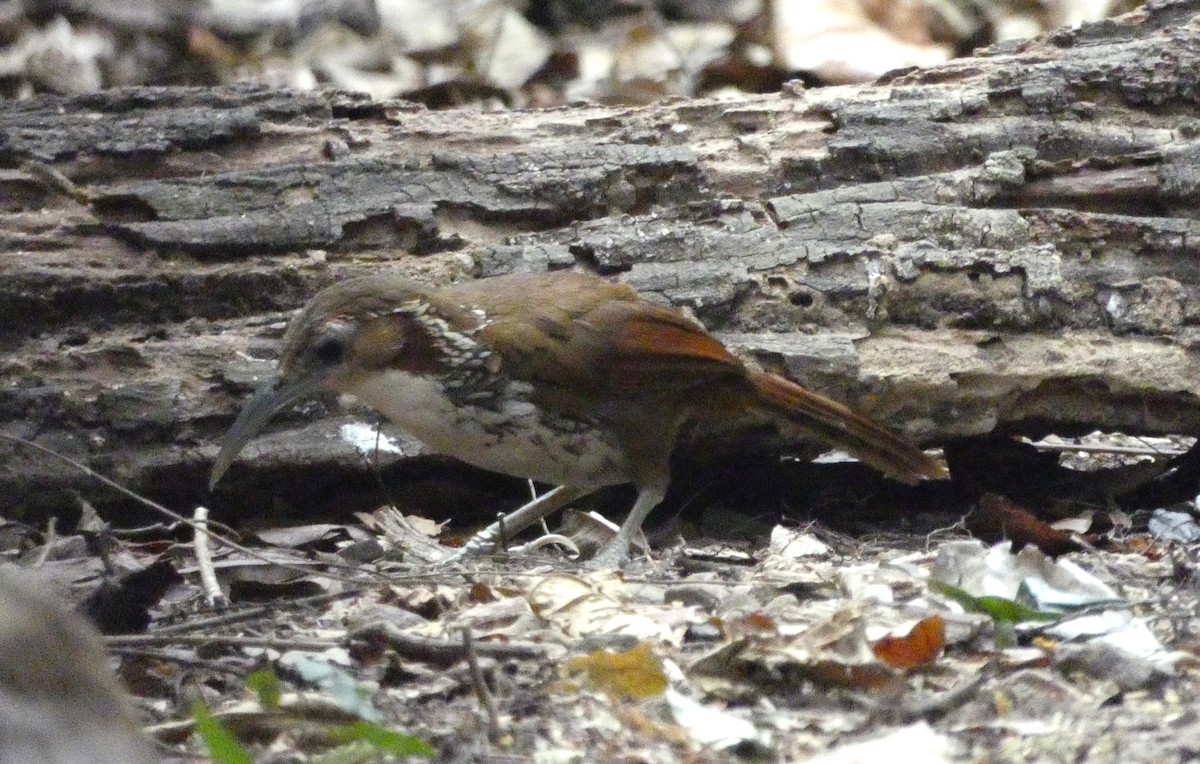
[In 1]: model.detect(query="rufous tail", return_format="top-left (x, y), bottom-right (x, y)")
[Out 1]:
top-left (747, 371), bottom-right (946, 484)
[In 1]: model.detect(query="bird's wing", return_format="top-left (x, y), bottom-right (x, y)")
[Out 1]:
top-left (572, 299), bottom-right (745, 394)
top-left (461, 273), bottom-right (745, 400)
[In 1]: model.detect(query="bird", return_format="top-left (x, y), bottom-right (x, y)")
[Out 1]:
top-left (210, 270), bottom-right (945, 566)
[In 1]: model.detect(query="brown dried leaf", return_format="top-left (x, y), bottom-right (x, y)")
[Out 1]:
top-left (694, 603), bottom-right (898, 691)
top-left (870, 615), bottom-right (945, 670)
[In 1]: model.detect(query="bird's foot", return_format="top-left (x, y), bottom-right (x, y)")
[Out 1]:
top-left (437, 485), bottom-right (588, 566)
top-left (583, 540), bottom-right (632, 570)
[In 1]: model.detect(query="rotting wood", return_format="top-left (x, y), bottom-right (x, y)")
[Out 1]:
top-left (5, 1), bottom-right (1200, 521)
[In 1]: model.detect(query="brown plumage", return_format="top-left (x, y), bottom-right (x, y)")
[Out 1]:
top-left (212, 270), bottom-right (944, 565)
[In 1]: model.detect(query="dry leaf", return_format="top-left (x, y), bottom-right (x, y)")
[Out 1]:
top-left (565, 642), bottom-right (667, 699)
top-left (526, 573), bottom-right (699, 644)
top-left (723, 612), bottom-right (778, 638)
top-left (694, 603), bottom-right (899, 691)
top-left (870, 615), bottom-right (945, 670)
top-left (467, 581), bottom-right (498, 604)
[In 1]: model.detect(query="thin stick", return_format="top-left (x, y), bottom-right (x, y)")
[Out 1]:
top-left (0, 433), bottom-right (376, 586)
top-left (192, 506), bottom-right (227, 607)
top-left (1, 434), bottom-right (258, 554)
top-left (147, 591), bottom-right (353, 636)
top-left (463, 628), bottom-right (501, 741)
top-left (1029, 439), bottom-right (1188, 457)
top-left (378, 623), bottom-right (551, 664)
top-left (105, 633), bottom-right (339, 650)
top-left (31, 516), bottom-right (58, 567)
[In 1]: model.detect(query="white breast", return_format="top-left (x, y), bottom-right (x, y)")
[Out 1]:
top-left (347, 370), bottom-right (630, 490)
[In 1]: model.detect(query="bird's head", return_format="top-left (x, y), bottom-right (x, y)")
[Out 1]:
top-left (208, 275), bottom-right (438, 489)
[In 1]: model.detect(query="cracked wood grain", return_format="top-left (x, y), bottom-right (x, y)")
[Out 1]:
top-left (5, 0), bottom-right (1200, 519)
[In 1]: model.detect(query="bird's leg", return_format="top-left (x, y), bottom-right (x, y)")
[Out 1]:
top-left (451, 485), bottom-right (589, 559)
top-left (587, 482), bottom-right (668, 569)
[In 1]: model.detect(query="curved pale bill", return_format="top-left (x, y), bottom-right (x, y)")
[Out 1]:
top-left (209, 376), bottom-right (322, 490)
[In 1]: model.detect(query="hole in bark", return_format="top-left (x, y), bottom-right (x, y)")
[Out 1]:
top-left (789, 290), bottom-right (814, 307)
top-left (339, 214), bottom-right (408, 249)
top-left (57, 331), bottom-right (89, 348)
top-left (91, 194), bottom-right (158, 223)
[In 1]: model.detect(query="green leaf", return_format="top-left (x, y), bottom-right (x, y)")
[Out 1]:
top-left (246, 668), bottom-right (282, 711)
top-left (331, 721), bottom-right (435, 757)
top-left (929, 579), bottom-right (1060, 624)
top-left (973, 595), bottom-right (1059, 624)
top-left (191, 701), bottom-right (252, 764)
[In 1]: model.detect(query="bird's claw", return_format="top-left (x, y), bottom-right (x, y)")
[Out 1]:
top-left (581, 541), bottom-right (631, 570)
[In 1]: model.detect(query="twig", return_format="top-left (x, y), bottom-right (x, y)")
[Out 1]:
top-left (496, 511), bottom-right (508, 550)
top-left (463, 628), bottom-right (501, 741)
top-left (509, 533), bottom-right (580, 558)
top-left (105, 633), bottom-right (340, 650)
top-left (532, 480), bottom-right (551, 537)
top-left (0, 433), bottom-right (384, 586)
top-left (1029, 440), bottom-right (1185, 456)
top-left (852, 665), bottom-right (993, 722)
top-left (376, 622), bottom-right (551, 665)
top-left (193, 506), bottom-right (228, 607)
top-left (148, 591), bottom-right (354, 636)
top-left (30, 516), bottom-right (57, 567)
top-left (105, 646), bottom-right (219, 669)
top-left (111, 624), bottom-right (557, 663)
top-left (896, 667), bottom-right (990, 720)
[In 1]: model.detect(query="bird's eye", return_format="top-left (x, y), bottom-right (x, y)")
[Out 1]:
top-left (312, 336), bottom-right (345, 364)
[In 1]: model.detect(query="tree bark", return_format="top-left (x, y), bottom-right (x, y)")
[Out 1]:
top-left (5, 0), bottom-right (1200, 521)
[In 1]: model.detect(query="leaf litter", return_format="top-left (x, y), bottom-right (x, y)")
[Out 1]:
top-left (8, 468), bottom-right (1200, 762)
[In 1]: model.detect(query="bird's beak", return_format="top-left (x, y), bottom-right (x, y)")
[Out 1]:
top-left (209, 375), bottom-right (322, 490)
